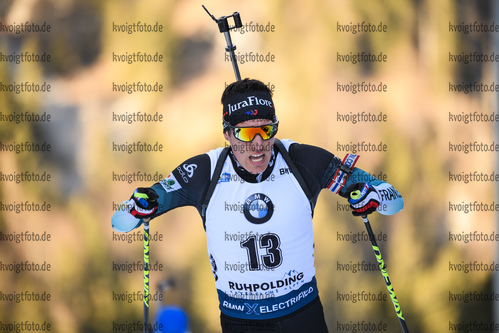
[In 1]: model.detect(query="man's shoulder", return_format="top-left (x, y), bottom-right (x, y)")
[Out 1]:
top-left (205, 146), bottom-right (228, 161)
top-left (276, 138), bottom-right (296, 151)
top-left (185, 145), bottom-right (230, 172)
top-left (277, 139), bottom-right (334, 161)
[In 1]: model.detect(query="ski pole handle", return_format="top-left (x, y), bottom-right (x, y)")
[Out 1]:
top-left (350, 190), bottom-right (372, 223)
top-left (350, 189), bottom-right (362, 200)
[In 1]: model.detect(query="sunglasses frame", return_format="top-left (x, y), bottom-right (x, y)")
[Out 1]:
top-left (228, 121), bottom-right (279, 142)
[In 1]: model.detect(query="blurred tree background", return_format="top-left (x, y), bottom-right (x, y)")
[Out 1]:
top-left (0, 0), bottom-right (497, 332)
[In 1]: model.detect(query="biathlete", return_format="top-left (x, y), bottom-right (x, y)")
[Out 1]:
top-left (112, 78), bottom-right (404, 333)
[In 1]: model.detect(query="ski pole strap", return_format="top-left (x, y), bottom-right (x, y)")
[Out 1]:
top-left (327, 154), bottom-right (359, 194)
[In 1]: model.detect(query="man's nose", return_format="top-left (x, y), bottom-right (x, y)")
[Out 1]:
top-left (251, 134), bottom-right (264, 147)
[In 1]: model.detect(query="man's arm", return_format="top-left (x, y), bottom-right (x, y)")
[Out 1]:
top-left (111, 153), bottom-right (212, 233)
top-left (287, 141), bottom-right (403, 216)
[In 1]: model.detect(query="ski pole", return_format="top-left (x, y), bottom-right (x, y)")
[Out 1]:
top-left (350, 191), bottom-right (410, 333)
top-left (143, 219), bottom-right (151, 333)
top-left (202, 5), bottom-right (243, 81)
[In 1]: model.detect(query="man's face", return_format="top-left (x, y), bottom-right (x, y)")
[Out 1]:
top-left (224, 119), bottom-right (275, 175)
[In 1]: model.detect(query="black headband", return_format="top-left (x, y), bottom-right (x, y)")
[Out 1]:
top-left (222, 91), bottom-right (276, 130)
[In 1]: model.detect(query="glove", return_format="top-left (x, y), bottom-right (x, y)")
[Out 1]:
top-left (345, 183), bottom-right (380, 216)
top-left (129, 187), bottom-right (159, 218)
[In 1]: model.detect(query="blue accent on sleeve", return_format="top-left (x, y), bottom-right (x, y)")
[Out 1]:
top-left (339, 168), bottom-right (385, 196)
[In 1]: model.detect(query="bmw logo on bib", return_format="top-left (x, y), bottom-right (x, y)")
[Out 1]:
top-left (243, 193), bottom-right (274, 224)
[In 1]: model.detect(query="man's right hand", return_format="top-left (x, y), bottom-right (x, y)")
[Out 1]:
top-left (345, 183), bottom-right (380, 216)
top-left (129, 187), bottom-right (159, 219)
